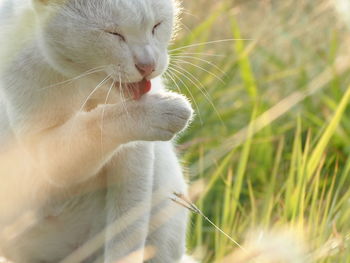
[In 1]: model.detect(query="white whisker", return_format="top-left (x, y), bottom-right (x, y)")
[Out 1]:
top-left (169, 38), bottom-right (252, 53)
top-left (168, 64), bottom-right (224, 125)
top-left (171, 55), bottom-right (226, 75)
top-left (119, 69), bottom-right (130, 116)
top-left (171, 58), bottom-right (225, 84)
top-left (180, 8), bottom-right (198, 19)
top-left (171, 52), bottom-right (224, 57)
top-left (178, 21), bottom-right (192, 34)
top-left (66, 74), bottom-right (111, 155)
top-left (100, 79), bottom-right (115, 155)
top-left (163, 71), bottom-right (203, 125)
top-left (78, 75), bottom-right (111, 113)
top-left (40, 66), bottom-right (108, 90)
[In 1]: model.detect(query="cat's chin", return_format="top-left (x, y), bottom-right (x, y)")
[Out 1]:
top-left (113, 79), bottom-right (152, 100)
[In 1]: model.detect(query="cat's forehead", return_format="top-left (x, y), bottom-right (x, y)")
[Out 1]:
top-left (115, 0), bottom-right (171, 21)
top-left (112, 0), bottom-right (173, 21)
top-left (73, 0), bottom-right (174, 24)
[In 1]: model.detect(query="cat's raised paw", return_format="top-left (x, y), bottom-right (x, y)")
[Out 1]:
top-left (139, 92), bottom-right (193, 141)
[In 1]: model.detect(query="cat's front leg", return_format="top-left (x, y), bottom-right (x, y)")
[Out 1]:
top-left (33, 91), bottom-right (193, 186)
top-left (145, 142), bottom-right (189, 263)
top-left (0, 92), bottom-right (193, 225)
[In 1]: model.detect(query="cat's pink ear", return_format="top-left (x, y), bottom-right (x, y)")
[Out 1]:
top-left (32, 0), bottom-right (65, 12)
top-left (36, 0), bottom-right (49, 4)
top-left (32, 0), bottom-right (64, 6)
top-left (33, 0), bottom-right (51, 5)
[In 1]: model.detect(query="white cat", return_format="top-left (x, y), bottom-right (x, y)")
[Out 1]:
top-left (0, 0), bottom-right (195, 262)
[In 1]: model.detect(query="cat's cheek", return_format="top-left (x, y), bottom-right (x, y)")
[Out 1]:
top-left (159, 52), bottom-right (170, 71)
top-left (147, 57), bottom-right (167, 79)
top-left (161, 57), bottom-right (170, 74)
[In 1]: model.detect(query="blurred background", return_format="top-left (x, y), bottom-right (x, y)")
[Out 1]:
top-left (168, 0), bottom-right (350, 262)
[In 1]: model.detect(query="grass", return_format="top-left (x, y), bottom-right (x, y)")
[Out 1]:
top-left (167, 0), bottom-right (350, 262)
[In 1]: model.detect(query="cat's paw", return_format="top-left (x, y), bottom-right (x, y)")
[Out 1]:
top-left (138, 92), bottom-right (193, 141)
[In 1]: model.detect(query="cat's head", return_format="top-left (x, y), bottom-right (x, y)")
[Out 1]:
top-left (32, 0), bottom-right (180, 84)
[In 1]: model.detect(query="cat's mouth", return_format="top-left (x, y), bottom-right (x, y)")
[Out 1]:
top-left (114, 79), bottom-right (151, 100)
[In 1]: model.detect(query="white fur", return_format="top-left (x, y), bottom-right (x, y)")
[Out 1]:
top-left (0, 0), bottom-right (193, 262)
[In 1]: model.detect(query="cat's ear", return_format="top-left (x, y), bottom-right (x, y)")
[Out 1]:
top-left (31, 0), bottom-right (65, 14)
top-left (34, 0), bottom-right (50, 4)
top-left (32, 0), bottom-right (65, 4)
top-left (32, 0), bottom-right (65, 9)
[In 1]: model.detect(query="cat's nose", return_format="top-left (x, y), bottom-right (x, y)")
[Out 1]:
top-left (135, 63), bottom-right (155, 77)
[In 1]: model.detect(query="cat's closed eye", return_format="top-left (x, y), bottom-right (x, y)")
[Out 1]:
top-left (105, 22), bottom-right (161, 41)
top-left (106, 31), bottom-right (126, 41)
top-left (152, 22), bottom-right (162, 35)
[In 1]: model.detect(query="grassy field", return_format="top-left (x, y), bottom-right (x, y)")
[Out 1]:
top-left (168, 0), bottom-right (350, 262)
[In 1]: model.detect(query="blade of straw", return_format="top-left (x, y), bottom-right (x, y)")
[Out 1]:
top-left (171, 193), bottom-right (247, 252)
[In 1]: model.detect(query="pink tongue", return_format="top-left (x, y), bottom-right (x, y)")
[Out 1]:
top-left (130, 79), bottom-right (152, 100)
